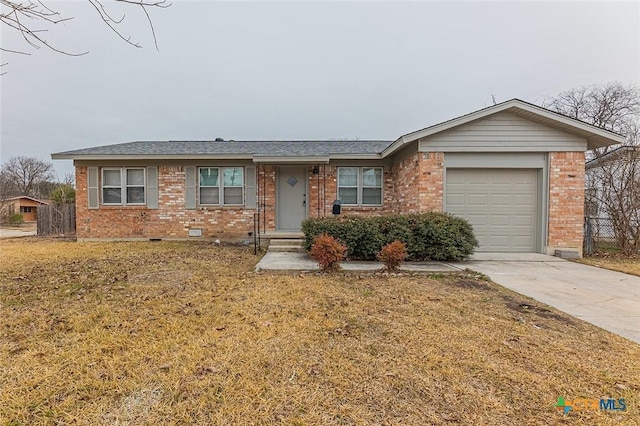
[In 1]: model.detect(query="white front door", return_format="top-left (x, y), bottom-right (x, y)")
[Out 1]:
top-left (277, 166), bottom-right (307, 231)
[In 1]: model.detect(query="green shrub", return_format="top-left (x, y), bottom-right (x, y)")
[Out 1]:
top-left (8, 213), bottom-right (24, 226)
top-left (309, 234), bottom-right (347, 272)
top-left (377, 240), bottom-right (408, 271)
top-left (302, 213), bottom-right (477, 261)
top-left (51, 184), bottom-right (76, 204)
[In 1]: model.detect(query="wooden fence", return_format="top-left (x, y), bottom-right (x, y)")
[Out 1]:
top-left (37, 203), bottom-right (76, 236)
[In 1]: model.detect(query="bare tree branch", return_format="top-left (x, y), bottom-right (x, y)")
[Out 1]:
top-left (138, 0), bottom-right (159, 50)
top-left (543, 82), bottom-right (640, 136)
top-left (87, 0), bottom-right (141, 48)
top-left (1, 0), bottom-right (169, 59)
top-left (548, 82), bottom-right (640, 254)
top-left (0, 47), bottom-right (30, 55)
top-left (0, 156), bottom-right (55, 199)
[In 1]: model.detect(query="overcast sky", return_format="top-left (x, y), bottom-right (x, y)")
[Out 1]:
top-left (1, 1), bottom-right (639, 179)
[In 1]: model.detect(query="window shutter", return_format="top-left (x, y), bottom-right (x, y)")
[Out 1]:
top-left (87, 167), bottom-right (99, 209)
top-left (245, 166), bottom-right (257, 208)
top-left (185, 166), bottom-right (196, 209)
top-left (146, 166), bottom-right (159, 209)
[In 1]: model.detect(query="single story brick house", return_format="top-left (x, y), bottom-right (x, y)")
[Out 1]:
top-left (52, 99), bottom-right (623, 255)
top-left (0, 196), bottom-right (49, 223)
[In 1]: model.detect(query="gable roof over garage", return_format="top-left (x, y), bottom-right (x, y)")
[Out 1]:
top-left (382, 99), bottom-right (625, 157)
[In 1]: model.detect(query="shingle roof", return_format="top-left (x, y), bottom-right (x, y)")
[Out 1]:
top-left (585, 145), bottom-right (639, 168)
top-left (52, 140), bottom-right (393, 158)
top-left (1, 196), bottom-right (49, 205)
top-left (53, 99), bottom-right (625, 161)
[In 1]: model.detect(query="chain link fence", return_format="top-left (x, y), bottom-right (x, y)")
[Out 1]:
top-left (584, 216), bottom-right (639, 255)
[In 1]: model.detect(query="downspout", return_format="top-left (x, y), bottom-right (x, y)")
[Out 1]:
top-left (262, 164), bottom-right (267, 233)
top-left (257, 163), bottom-right (262, 236)
top-left (323, 164), bottom-right (327, 216)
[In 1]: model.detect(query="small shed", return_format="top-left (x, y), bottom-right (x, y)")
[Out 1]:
top-left (0, 196), bottom-right (50, 222)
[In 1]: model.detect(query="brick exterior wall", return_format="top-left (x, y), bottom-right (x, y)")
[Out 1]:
top-left (392, 154), bottom-right (420, 213)
top-left (76, 150), bottom-right (586, 254)
top-left (307, 165), bottom-right (395, 218)
top-left (257, 165), bottom-right (276, 232)
top-left (548, 151), bottom-right (585, 253)
top-left (76, 160), bottom-right (432, 239)
top-left (418, 152), bottom-right (445, 212)
top-left (392, 152), bottom-right (443, 213)
top-left (76, 165), bottom-right (258, 240)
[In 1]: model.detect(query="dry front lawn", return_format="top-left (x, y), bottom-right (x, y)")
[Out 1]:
top-left (578, 255), bottom-right (640, 277)
top-left (1, 239), bottom-right (639, 425)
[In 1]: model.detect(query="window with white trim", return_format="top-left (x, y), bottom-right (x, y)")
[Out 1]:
top-left (102, 167), bottom-right (146, 205)
top-left (199, 167), bottom-right (244, 205)
top-left (337, 167), bottom-right (383, 206)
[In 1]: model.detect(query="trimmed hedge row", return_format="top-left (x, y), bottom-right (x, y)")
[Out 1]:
top-left (301, 213), bottom-right (478, 261)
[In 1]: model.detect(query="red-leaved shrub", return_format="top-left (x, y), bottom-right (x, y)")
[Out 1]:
top-left (377, 240), bottom-right (408, 271)
top-left (310, 234), bottom-right (347, 271)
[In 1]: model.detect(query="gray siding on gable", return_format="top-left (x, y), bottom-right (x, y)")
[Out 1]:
top-left (444, 152), bottom-right (546, 168)
top-left (419, 111), bottom-right (588, 152)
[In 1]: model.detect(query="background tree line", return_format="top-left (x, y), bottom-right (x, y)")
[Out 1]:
top-left (543, 82), bottom-right (639, 255)
top-left (0, 156), bottom-right (75, 223)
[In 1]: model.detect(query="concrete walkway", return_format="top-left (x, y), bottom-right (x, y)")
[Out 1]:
top-left (256, 252), bottom-right (460, 272)
top-left (256, 251), bottom-right (640, 344)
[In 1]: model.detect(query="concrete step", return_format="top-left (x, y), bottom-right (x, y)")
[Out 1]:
top-left (267, 238), bottom-right (305, 253)
top-left (269, 239), bottom-right (304, 246)
top-left (269, 245), bottom-right (306, 253)
top-left (261, 232), bottom-right (304, 239)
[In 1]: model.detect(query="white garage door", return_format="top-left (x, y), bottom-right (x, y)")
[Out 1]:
top-left (445, 169), bottom-right (538, 252)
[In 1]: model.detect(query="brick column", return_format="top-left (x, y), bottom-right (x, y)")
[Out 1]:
top-left (75, 165), bottom-right (89, 238)
top-left (548, 152), bottom-right (585, 255)
top-left (393, 152), bottom-right (444, 213)
top-left (258, 165), bottom-right (276, 231)
top-left (418, 152), bottom-right (444, 212)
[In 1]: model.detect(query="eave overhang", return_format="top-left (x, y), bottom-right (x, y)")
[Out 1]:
top-left (252, 156), bottom-right (330, 164)
top-left (51, 154), bottom-right (256, 161)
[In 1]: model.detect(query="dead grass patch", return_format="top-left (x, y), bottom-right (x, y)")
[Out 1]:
top-left (1, 238), bottom-right (639, 425)
top-left (578, 255), bottom-right (640, 277)
top-left (0, 223), bottom-right (36, 231)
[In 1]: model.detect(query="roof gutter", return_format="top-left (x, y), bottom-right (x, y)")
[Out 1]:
top-left (252, 156), bottom-right (330, 164)
top-left (380, 136), bottom-right (407, 158)
top-left (51, 154), bottom-right (256, 161)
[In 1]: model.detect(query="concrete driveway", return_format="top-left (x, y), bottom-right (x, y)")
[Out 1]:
top-left (0, 227), bottom-right (36, 239)
top-left (456, 253), bottom-right (640, 344)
